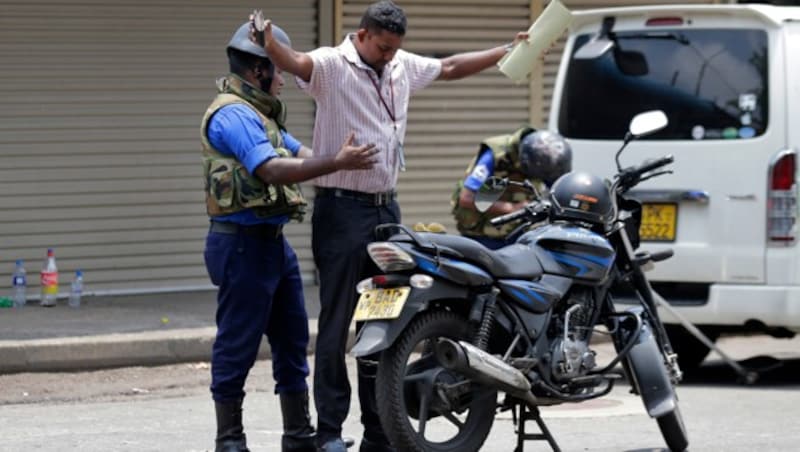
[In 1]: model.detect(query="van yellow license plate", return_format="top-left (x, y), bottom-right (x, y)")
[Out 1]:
top-left (640, 203), bottom-right (677, 242)
top-left (354, 287), bottom-right (411, 321)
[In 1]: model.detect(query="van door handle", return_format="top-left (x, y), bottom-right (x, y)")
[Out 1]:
top-left (627, 189), bottom-right (710, 204)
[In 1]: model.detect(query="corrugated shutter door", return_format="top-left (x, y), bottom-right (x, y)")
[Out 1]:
top-left (342, 0), bottom-right (532, 230)
top-left (0, 0), bottom-right (318, 294)
top-left (541, 0), bottom-right (718, 121)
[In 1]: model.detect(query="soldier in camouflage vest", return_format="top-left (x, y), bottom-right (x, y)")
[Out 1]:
top-left (452, 128), bottom-right (572, 249)
top-left (203, 21), bottom-right (377, 452)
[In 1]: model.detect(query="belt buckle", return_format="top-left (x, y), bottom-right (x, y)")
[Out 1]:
top-left (375, 192), bottom-right (385, 205)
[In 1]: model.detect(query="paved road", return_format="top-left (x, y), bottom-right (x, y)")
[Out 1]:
top-left (1, 336), bottom-right (798, 451)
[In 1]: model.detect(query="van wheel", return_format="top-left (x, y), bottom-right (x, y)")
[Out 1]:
top-left (665, 325), bottom-right (720, 371)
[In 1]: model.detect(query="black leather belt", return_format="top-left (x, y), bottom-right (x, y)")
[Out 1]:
top-left (315, 187), bottom-right (396, 206)
top-left (209, 221), bottom-right (283, 239)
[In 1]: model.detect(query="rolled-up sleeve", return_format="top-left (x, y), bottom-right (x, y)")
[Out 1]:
top-left (207, 103), bottom-right (278, 175)
top-left (400, 51), bottom-right (442, 94)
top-left (296, 47), bottom-right (337, 98)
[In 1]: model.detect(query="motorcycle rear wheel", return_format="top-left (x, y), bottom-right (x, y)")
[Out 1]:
top-left (657, 405), bottom-right (689, 452)
top-left (376, 310), bottom-right (497, 452)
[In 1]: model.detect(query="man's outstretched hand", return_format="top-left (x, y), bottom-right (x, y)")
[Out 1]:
top-left (334, 133), bottom-right (379, 170)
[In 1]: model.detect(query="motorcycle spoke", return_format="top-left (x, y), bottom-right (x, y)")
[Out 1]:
top-left (416, 393), bottom-right (430, 437)
top-left (441, 410), bottom-right (465, 429)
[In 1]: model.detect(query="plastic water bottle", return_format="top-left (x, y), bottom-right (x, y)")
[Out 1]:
top-left (69, 270), bottom-right (83, 308)
top-left (12, 260), bottom-right (27, 308)
top-left (40, 248), bottom-right (59, 307)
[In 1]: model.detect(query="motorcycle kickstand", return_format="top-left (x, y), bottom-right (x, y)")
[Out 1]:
top-left (512, 403), bottom-right (561, 452)
top-left (652, 292), bottom-right (761, 384)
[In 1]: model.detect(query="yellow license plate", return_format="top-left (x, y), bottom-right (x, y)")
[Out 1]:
top-left (353, 287), bottom-right (411, 321)
top-left (640, 203), bottom-right (677, 242)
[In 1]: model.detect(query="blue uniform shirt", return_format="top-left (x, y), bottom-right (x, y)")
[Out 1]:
top-left (207, 103), bottom-right (302, 225)
top-left (463, 149), bottom-right (495, 192)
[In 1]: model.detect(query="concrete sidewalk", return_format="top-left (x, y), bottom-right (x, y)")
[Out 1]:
top-left (0, 288), bottom-right (331, 374)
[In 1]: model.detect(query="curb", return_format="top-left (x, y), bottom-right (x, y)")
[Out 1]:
top-left (0, 323), bottom-right (357, 374)
top-left (0, 321), bottom-right (610, 374)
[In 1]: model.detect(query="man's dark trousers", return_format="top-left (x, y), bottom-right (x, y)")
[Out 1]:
top-left (311, 193), bottom-right (400, 445)
top-left (205, 226), bottom-right (310, 402)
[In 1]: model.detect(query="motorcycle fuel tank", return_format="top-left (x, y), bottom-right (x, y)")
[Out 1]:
top-left (518, 224), bottom-right (615, 284)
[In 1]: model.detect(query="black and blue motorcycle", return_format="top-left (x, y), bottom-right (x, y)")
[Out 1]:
top-left (351, 111), bottom-right (687, 452)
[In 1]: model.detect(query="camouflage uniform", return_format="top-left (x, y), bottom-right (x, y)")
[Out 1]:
top-left (452, 127), bottom-right (545, 244)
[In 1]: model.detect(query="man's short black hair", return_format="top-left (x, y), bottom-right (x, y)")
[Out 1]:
top-left (359, 1), bottom-right (407, 36)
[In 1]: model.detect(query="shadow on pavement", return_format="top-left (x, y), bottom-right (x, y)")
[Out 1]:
top-left (680, 356), bottom-right (800, 387)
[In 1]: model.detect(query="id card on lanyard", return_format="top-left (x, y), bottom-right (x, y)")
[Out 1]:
top-left (368, 70), bottom-right (406, 171)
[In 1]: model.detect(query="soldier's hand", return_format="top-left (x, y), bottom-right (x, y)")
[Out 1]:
top-left (334, 132), bottom-right (379, 170)
top-left (247, 13), bottom-right (273, 49)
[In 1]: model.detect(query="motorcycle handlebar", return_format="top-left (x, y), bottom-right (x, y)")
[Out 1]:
top-left (617, 154), bottom-right (674, 192)
top-left (489, 207), bottom-right (530, 226)
top-left (634, 155), bottom-right (674, 177)
top-left (489, 202), bottom-right (549, 227)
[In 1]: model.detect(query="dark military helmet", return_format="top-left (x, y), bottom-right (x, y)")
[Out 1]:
top-left (549, 172), bottom-right (613, 226)
top-left (227, 21), bottom-right (291, 58)
top-left (518, 130), bottom-right (573, 186)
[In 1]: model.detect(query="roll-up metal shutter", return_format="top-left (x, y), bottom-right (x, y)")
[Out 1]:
top-left (541, 0), bottom-right (719, 122)
top-left (341, 0), bottom-right (533, 231)
top-left (0, 0), bottom-right (318, 295)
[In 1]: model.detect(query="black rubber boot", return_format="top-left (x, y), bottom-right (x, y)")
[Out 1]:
top-left (280, 390), bottom-right (317, 452)
top-left (215, 399), bottom-right (249, 452)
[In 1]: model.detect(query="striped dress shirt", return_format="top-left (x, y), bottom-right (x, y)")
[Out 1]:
top-left (297, 34), bottom-right (442, 193)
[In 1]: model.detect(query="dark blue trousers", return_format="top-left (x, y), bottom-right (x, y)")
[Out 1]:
top-left (204, 227), bottom-right (310, 402)
top-left (311, 194), bottom-right (400, 444)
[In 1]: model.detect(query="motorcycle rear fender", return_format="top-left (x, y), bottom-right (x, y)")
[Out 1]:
top-left (350, 280), bottom-right (470, 358)
top-left (622, 307), bottom-right (677, 418)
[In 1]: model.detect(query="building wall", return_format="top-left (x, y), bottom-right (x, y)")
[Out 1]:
top-left (0, 0), bottom-right (716, 296)
top-left (0, 0), bottom-right (318, 295)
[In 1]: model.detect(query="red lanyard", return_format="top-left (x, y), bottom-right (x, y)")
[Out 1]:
top-left (367, 72), bottom-right (396, 123)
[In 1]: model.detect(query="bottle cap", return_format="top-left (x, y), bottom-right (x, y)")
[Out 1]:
top-left (16, 259), bottom-right (23, 266)
top-left (76, 270), bottom-right (83, 277)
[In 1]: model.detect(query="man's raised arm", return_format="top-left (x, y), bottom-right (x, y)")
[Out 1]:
top-left (261, 19), bottom-right (314, 83)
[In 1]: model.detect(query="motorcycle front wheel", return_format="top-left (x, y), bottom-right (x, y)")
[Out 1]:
top-left (657, 405), bottom-right (689, 452)
top-left (376, 310), bottom-right (497, 452)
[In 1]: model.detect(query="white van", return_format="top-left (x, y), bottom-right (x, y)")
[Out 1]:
top-left (549, 4), bottom-right (800, 369)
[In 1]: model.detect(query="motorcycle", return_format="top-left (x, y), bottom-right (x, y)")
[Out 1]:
top-left (350, 110), bottom-right (688, 452)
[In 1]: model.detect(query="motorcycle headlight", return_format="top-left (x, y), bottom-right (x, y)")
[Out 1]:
top-left (367, 242), bottom-right (416, 272)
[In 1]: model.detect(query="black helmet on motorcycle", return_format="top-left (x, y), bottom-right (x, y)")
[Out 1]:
top-left (519, 130), bottom-right (572, 186)
top-left (549, 172), bottom-right (613, 226)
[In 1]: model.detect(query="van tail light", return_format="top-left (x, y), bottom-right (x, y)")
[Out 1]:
top-left (767, 150), bottom-right (797, 245)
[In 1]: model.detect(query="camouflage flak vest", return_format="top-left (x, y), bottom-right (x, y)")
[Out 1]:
top-left (451, 126), bottom-right (544, 239)
top-left (200, 78), bottom-right (306, 221)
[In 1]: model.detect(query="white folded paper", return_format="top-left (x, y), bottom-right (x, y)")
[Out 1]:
top-left (498, 0), bottom-right (573, 83)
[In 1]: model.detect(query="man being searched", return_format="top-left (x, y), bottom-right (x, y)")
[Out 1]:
top-left (201, 21), bottom-right (377, 452)
top-left (452, 128), bottom-right (572, 249)
top-left (257, 1), bottom-right (529, 450)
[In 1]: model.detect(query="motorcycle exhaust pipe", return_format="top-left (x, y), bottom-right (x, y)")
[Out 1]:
top-left (435, 338), bottom-right (537, 406)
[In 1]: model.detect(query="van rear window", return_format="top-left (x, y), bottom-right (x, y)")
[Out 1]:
top-left (558, 29), bottom-right (768, 140)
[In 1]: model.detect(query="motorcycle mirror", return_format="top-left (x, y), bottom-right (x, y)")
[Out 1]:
top-left (615, 110), bottom-right (669, 171)
top-left (474, 177), bottom-right (507, 213)
top-left (629, 110), bottom-right (668, 137)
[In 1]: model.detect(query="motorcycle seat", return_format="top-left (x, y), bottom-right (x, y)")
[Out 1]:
top-left (413, 233), bottom-right (543, 280)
